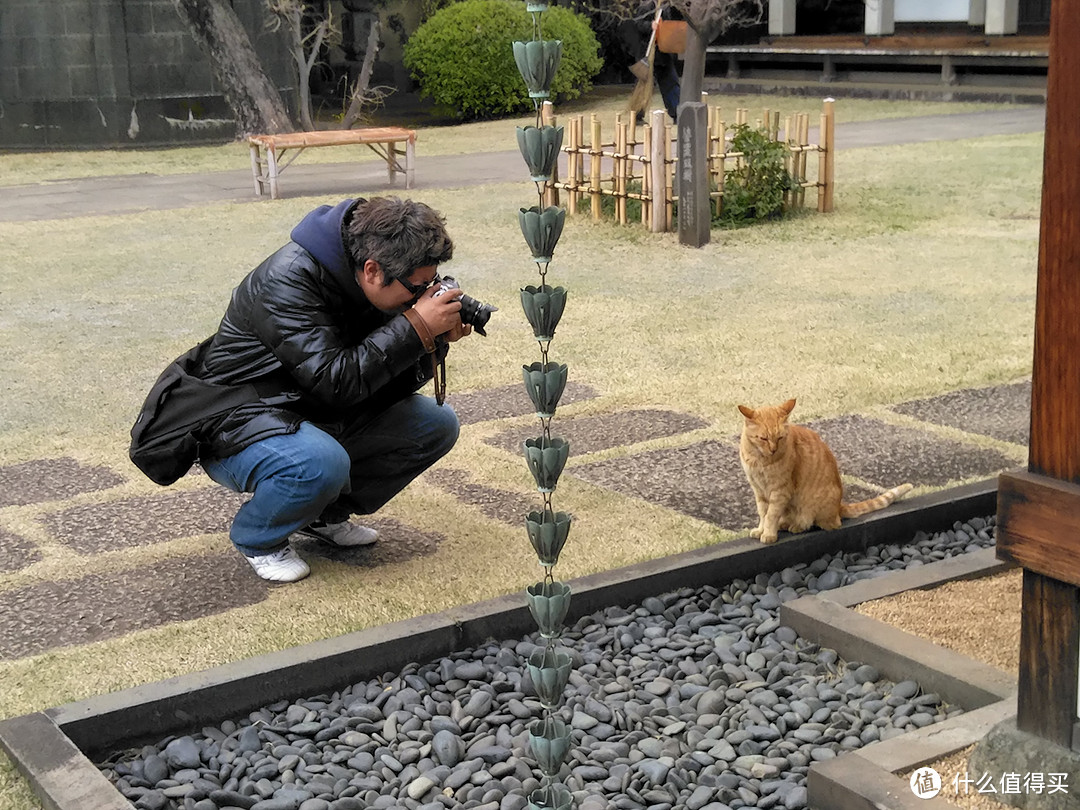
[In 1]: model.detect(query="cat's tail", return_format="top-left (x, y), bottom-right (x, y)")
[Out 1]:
top-left (840, 483), bottom-right (914, 518)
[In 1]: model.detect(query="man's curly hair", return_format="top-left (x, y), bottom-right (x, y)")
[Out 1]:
top-left (345, 197), bottom-right (454, 284)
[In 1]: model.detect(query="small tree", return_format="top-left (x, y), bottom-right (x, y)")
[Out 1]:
top-left (265, 0), bottom-right (389, 131)
top-left (665, 0), bottom-right (765, 102)
top-left (265, 0), bottom-right (334, 131)
top-left (339, 16), bottom-right (392, 130)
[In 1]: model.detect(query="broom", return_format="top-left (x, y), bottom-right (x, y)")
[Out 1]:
top-left (628, 4), bottom-right (664, 118)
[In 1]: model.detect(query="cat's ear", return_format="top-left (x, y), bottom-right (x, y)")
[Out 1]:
top-left (780, 398), bottom-right (797, 416)
top-left (737, 405), bottom-right (755, 420)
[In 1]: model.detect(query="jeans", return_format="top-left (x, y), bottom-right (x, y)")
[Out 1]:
top-left (654, 53), bottom-right (681, 121)
top-left (202, 394), bottom-right (459, 557)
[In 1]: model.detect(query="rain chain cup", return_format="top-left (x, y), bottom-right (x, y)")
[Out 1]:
top-left (513, 3), bottom-right (575, 808)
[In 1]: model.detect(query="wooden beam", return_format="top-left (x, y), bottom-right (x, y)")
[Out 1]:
top-left (996, 0), bottom-right (1080, 749)
top-left (1016, 570), bottom-right (1080, 745)
top-left (997, 470), bottom-right (1080, 587)
top-left (1028, 1), bottom-right (1080, 483)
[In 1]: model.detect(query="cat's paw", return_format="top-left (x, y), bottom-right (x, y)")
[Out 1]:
top-left (750, 527), bottom-right (764, 539)
top-left (759, 533), bottom-right (778, 545)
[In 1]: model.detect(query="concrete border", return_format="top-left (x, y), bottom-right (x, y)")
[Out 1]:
top-left (782, 537), bottom-right (1020, 809)
top-left (0, 478), bottom-right (1000, 810)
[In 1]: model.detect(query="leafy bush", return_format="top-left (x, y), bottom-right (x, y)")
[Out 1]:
top-left (403, 0), bottom-right (603, 120)
top-left (717, 124), bottom-right (794, 227)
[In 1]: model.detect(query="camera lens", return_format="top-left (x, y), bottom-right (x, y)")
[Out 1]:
top-left (458, 294), bottom-right (496, 336)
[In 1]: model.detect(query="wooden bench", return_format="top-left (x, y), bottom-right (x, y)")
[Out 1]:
top-left (248, 127), bottom-right (416, 200)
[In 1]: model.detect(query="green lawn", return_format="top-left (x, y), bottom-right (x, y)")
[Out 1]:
top-left (0, 90), bottom-right (1041, 810)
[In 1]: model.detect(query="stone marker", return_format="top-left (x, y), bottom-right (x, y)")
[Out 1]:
top-left (677, 102), bottom-right (710, 248)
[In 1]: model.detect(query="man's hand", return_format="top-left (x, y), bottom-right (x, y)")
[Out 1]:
top-left (411, 286), bottom-right (470, 340)
top-left (443, 320), bottom-right (473, 342)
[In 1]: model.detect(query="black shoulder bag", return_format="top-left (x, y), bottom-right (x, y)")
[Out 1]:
top-left (129, 339), bottom-right (260, 486)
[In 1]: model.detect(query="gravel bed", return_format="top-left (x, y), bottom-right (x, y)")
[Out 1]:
top-left (100, 517), bottom-right (996, 810)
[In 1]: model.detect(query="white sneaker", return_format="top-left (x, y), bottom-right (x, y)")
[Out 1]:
top-left (295, 519), bottom-right (379, 547)
top-left (245, 546), bottom-right (310, 582)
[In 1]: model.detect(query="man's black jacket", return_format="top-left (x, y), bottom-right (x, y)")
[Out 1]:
top-left (130, 198), bottom-right (440, 485)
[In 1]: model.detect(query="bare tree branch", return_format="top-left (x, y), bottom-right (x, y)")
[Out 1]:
top-left (265, 0), bottom-right (339, 130)
top-left (341, 18), bottom-right (389, 130)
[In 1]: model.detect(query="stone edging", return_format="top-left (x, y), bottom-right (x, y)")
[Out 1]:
top-left (783, 546), bottom-right (1019, 809)
top-left (0, 478), bottom-right (1001, 810)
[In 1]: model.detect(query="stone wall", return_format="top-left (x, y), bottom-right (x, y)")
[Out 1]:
top-left (0, 0), bottom-right (295, 150)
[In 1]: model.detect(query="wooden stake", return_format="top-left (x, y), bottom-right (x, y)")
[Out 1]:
top-left (664, 117), bottom-right (673, 231)
top-left (590, 114), bottom-right (602, 221)
top-left (564, 116), bottom-right (578, 216)
top-left (798, 114), bottom-right (810, 208)
top-left (611, 114), bottom-right (622, 221)
top-left (616, 119), bottom-right (628, 225)
top-left (642, 123), bottom-right (652, 227)
top-left (716, 116), bottom-right (726, 219)
top-left (541, 101), bottom-right (558, 208)
top-left (819, 98), bottom-right (835, 213)
top-left (783, 114), bottom-right (793, 209)
top-left (650, 109), bottom-right (667, 233)
top-left (804, 114), bottom-right (812, 209)
top-left (708, 112), bottom-right (721, 218)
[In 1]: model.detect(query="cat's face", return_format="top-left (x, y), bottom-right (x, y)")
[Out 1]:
top-left (738, 399), bottom-right (797, 458)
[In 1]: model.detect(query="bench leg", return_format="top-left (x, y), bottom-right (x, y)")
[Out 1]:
top-left (248, 144), bottom-right (261, 195)
top-left (250, 144), bottom-right (265, 196)
top-left (406, 140), bottom-right (415, 189)
top-left (267, 148), bottom-right (280, 200)
top-left (821, 55), bottom-right (837, 83)
top-left (941, 55), bottom-right (958, 85)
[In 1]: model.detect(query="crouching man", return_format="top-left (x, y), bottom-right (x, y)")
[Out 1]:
top-left (130, 197), bottom-right (470, 582)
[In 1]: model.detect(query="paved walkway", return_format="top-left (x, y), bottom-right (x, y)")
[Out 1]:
top-left (0, 106), bottom-right (1045, 222)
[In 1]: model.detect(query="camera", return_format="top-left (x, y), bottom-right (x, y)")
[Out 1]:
top-left (432, 275), bottom-right (497, 336)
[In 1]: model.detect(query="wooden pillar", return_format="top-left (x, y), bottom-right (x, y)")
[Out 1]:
top-left (984, 0), bottom-right (1019, 35)
top-left (968, 0), bottom-right (986, 27)
top-left (768, 0), bottom-right (796, 36)
top-left (995, 0), bottom-right (1080, 751)
top-left (864, 0), bottom-right (895, 36)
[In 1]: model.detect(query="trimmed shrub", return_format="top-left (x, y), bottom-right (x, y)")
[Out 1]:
top-left (716, 124), bottom-right (794, 227)
top-left (403, 0), bottom-right (603, 120)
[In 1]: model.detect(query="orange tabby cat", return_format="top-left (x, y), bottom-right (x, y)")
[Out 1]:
top-left (738, 398), bottom-right (913, 544)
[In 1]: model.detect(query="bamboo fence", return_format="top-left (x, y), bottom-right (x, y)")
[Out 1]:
top-left (540, 98), bottom-right (835, 232)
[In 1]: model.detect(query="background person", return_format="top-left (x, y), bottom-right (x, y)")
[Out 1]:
top-left (618, 1), bottom-right (682, 121)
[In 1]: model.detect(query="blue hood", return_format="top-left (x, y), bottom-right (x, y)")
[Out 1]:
top-left (290, 197), bottom-right (363, 286)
